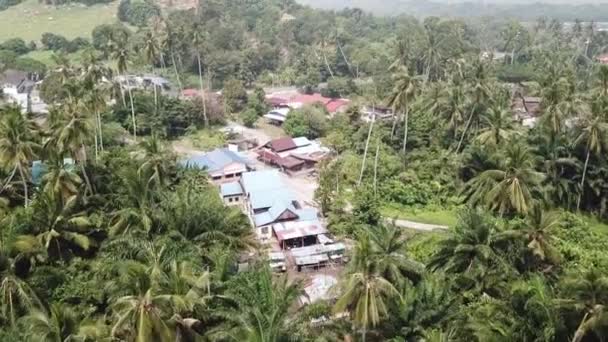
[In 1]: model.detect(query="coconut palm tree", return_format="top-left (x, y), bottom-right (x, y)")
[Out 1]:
top-left (464, 143), bottom-right (546, 216)
top-left (41, 155), bottom-right (82, 205)
top-left (214, 266), bottom-right (302, 342)
top-left (475, 104), bottom-right (518, 148)
top-left (21, 304), bottom-right (82, 342)
top-left (575, 116), bottom-right (608, 210)
top-left (143, 29), bottom-right (160, 106)
top-left (137, 136), bottom-right (173, 188)
top-left (0, 240), bottom-right (43, 326)
top-left (334, 232), bottom-right (401, 342)
top-left (112, 39), bottom-right (137, 139)
top-left (561, 268), bottom-right (608, 342)
top-left (109, 167), bottom-right (157, 236)
top-left (191, 27), bottom-right (208, 127)
top-left (0, 107), bottom-right (40, 207)
top-left (428, 208), bottom-right (512, 295)
top-left (387, 66), bottom-right (419, 156)
top-left (15, 193), bottom-right (94, 261)
top-left (367, 224), bottom-right (425, 287)
top-left (110, 263), bottom-right (177, 342)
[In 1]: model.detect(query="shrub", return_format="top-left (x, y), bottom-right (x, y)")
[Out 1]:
top-left (41, 33), bottom-right (70, 52)
top-left (283, 105), bottom-right (328, 139)
top-left (223, 79), bottom-right (247, 113)
top-left (117, 0), bottom-right (160, 27)
top-left (0, 49), bottom-right (18, 67)
top-left (13, 57), bottom-right (46, 75)
top-left (240, 108), bottom-right (258, 128)
top-left (66, 37), bottom-right (91, 53)
top-left (321, 77), bottom-right (357, 98)
top-left (0, 38), bottom-right (31, 55)
top-left (92, 23), bottom-right (130, 53)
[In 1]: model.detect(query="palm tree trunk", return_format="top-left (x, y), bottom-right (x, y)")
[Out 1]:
top-left (171, 52), bottom-right (183, 94)
top-left (79, 146), bottom-right (93, 196)
top-left (373, 142), bottom-right (380, 196)
top-left (322, 50), bottom-right (335, 80)
top-left (358, 113), bottom-right (375, 186)
top-left (128, 86), bottom-right (137, 139)
top-left (403, 105), bottom-right (409, 157)
top-left (572, 312), bottom-right (590, 342)
top-left (0, 166), bottom-right (18, 195)
top-left (577, 148), bottom-right (591, 211)
top-left (337, 40), bottom-right (355, 77)
top-left (456, 106), bottom-right (476, 153)
top-left (197, 52), bottom-right (208, 127)
top-left (17, 165), bottom-right (28, 207)
top-left (97, 111), bottom-right (104, 151)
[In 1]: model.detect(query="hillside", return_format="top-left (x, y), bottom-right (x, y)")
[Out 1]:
top-left (0, 0), bottom-right (118, 42)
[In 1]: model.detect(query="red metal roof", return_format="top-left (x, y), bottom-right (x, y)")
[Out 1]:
top-left (269, 137), bottom-right (297, 152)
top-left (291, 93), bottom-right (331, 106)
top-left (182, 88), bottom-right (200, 97)
top-left (279, 156), bottom-right (305, 169)
top-left (325, 99), bottom-right (350, 113)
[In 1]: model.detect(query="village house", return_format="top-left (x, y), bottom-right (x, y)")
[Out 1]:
top-left (512, 95), bottom-right (542, 128)
top-left (181, 148), bottom-right (254, 184)
top-left (256, 137), bottom-right (330, 174)
top-left (596, 53), bottom-right (608, 65)
top-left (263, 91), bottom-right (350, 125)
top-left (238, 170), bottom-right (328, 246)
top-left (362, 105), bottom-right (394, 122)
top-left (0, 69), bottom-right (46, 113)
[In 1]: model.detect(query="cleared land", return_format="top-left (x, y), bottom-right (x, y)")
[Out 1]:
top-left (382, 204), bottom-right (459, 227)
top-left (0, 0), bottom-right (118, 42)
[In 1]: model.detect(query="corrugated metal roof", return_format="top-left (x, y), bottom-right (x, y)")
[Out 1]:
top-left (181, 148), bottom-right (249, 172)
top-left (269, 137), bottom-right (297, 152)
top-left (292, 137), bottom-right (311, 147)
top-left (220, 182), bottom-right (243, 197)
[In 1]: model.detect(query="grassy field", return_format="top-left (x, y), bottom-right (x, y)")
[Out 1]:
top-left (0, 0), bottom-right (119, 42)
top-left (382, 204), bottom-right (459, 227)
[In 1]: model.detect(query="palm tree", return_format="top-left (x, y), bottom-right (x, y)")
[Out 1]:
top-left (110, 263), bottom-right (176, 342)
top-left (41, 155), bottom-right (82, 205)
top-left (456, 59), bottom-right (492, 153)
top-left (0, 240), bottom-right (43, 326)
top-left (137, 136), bottom-right (172, 188)
top-left (575, 117), bottom-right (608, 210)
top-left (109, 167), bottom-right (157, 236)
top-left (191, 28), bottom-right (208, 127)
top-left (143, 30), bottom-right (160, 107)
top-left (501, 205), bottom-right (561, 266)
top-left (112, 40), bottom-right (137, 139)
top-left (21, 304), bottom-right (82, 342)
top-left (475, 104), bottom-right (518, 147)
top-left (387, 66), bottom-right (419, 156)
top-left (15, 193), bottom-right (94, 261)
top-left (561, 268), bottom-right (608, 342)
top-left (334, 232), bottom-right (401, 342)
top-left (214, 266), bottom-right (302, 342)
top-left (464, 143), bottom-right (546, 216)
top-left (367, 224), bottom-right (425, 287)
top-left (0, 107), bottom-right (40, 206)
top-left (428, 208), bottom-right (512, 295)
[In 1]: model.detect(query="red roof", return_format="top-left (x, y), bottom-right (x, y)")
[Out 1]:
top-left (267, 96), bottom-right (289, 106)
top-left (279, 156), bottom-right (305, 169)
top-left (182, 88), bottom-right (200, 97)
top-left (268, 137), bottom-right (297, 152)
top-left (326, 99), bottom-right (350, 113)
top-left (292, 93), bottom-right (331, 106)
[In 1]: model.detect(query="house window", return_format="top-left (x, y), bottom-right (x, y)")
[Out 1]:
top-left (234, 197), bottom-right (239, 202)
top-left (212, 176), bottom-right (222, 181)
top-left (226, 174), bottom-right (234, 179)
top-left (228, 198), bottom-right (233, 203)
top-left (261, 227), bottom-right (269, 235)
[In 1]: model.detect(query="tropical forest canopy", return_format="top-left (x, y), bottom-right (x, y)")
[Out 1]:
top-left (1, 0), bottom-right (608, 341)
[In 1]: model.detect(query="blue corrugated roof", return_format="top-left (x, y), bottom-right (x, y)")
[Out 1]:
top-left (295, 208), bottom-right (319, 222)
top-left (221, 182), bottom-right (243, 197)
top-left (31, 159), bottom-right (75, 185)
top-left (181, 149), bottom-right (249, 173)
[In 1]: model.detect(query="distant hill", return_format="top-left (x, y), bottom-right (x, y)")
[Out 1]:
top-left (297, 0), bottom-right (608, 20)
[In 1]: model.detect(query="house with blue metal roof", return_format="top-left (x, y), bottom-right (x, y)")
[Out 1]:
top-left (220, 182), bottom-right (244, 206)
top-left (181, 148), bottom-right (254, 184)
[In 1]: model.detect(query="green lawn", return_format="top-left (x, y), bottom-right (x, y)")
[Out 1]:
top-left (382, 204), bottom-right (459, 227)
top-left (0, 0), bottom-right (119, 42)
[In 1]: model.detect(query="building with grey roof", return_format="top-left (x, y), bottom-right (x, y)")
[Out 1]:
top-left (181, 148), bottom-right (254, 184)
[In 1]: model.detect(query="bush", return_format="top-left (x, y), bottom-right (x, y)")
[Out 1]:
top-left (321, 77), bottom-right (358, 98)
top-left (41, 33), bottom-right (70, 52)
top-left (117, 0), bottom-right (160, 27)
top-left (0, 49), bottom-right (18, 67)
top-left (13, 57), bottom-right (46, 75)
top-left (240, 108), bottom-right (258, 128)
top-left (0, 38), bottom-right (31, 55)
top-left (283, 105), bottom-right (328, 139)
top-left (223, 79), bottom-right (247, 113)
top-left (92, 23), bottom-right (130, 53)
top-left (66, 37), bottom-right (90, 53)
